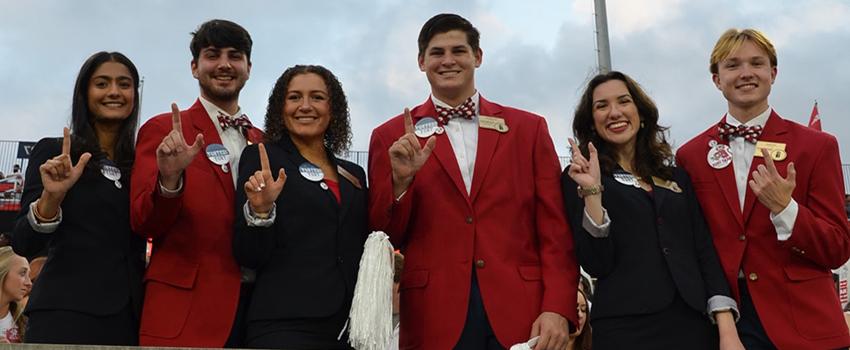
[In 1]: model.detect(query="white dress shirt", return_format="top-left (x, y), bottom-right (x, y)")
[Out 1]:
top-left (431, 92), bottom-right (480, 195)
top-left (199, 96), bottom-right (247, 187)
top-left (725, 106), bottom-right (798, 241)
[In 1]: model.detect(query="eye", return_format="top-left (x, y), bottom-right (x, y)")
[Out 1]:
top-left (119, 81), bottom-right (133, 89)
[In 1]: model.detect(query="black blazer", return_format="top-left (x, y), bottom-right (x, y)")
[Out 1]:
top-left (233, 135), bottom-right (368, 321)
top-left (561, 167), bottom-right (730, 321)
top-left (11, 137), bottom-right (145, 317)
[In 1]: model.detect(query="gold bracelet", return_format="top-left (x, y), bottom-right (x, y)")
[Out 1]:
top-left (577, 184), bottom-right (604, 198)
top-left (32, 199), bottom-right (60, 223)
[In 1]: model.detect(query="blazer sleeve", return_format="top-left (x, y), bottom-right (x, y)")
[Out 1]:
top-left (783, 134), bottom-right (850, 269)
top-left (532, 118), bottom-right (578, 324)
top-left (10, 138), bottom-right (60, 259)
top-left (130, 117), bottom-right (184, 239)
top-left (367, 123), bottom-right (415, 248)
top-left (232, 144), bottom-right (277, 269)
top-left (561, 171), bottom-right (616, 278)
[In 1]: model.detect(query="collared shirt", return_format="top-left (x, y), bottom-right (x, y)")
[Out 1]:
top-left (726, 106), bottom-right (797, 241)
top-left (431, 92), bottom-right (480, 195)
top-left (199, 96), bottom-right (247, 187)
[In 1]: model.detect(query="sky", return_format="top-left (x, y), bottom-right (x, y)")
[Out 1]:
top-left (1, 0), bottom-right (848, 166)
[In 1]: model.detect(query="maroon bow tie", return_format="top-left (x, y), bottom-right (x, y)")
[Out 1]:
top-left (217, 113), bottom-right (253, 135)
top-left (717, 122), bottom-right (763, 144)
top-left (435, 97), bottom-right (476, 126)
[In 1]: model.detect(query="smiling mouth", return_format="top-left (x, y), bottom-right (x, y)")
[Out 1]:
top-left (438, 71), bottom-right (460, 76)
top-left (214, 75), bottom-right (235, 82)
top-left (607, 121), bottom-right (629, 131)
top-left (736, 83), bottom-right (758, 89)
top-left (102, 102), bottom-right (124, 108)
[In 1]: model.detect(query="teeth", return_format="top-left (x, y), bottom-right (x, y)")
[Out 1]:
top-left (609, 121), bottom-right (627, 129)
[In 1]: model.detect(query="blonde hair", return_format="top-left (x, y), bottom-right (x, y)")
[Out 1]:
top-left (710, 28), bottom-right (777, 74)
top-left (0, 246), bottom-right (27, 340)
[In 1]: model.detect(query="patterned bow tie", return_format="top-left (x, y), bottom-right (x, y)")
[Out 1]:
top-left (717, 122), bottom-right (763, 144)
top-left (217, 113), bottom-right (253, 135)
top-left (435, 97), bottom-right (476, 126)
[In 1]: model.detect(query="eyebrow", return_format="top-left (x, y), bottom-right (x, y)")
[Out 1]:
top-left (593, 94), bottom-right (630, 104)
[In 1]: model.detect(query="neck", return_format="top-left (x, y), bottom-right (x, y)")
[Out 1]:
top-left (616, 145), bottom-right (636, 173)
top-left (0, 301), bottom-right (9, 319)
top-left (728, 102), bottom-right (769, 124)
top-left (291, 135), bottom-right (329, 165)
top-left (433, 87), bottom-right (476, 107)
top-left (203, 93), bottom-right (240, 116)
top-left (94, 121), bottom-right (120, 159)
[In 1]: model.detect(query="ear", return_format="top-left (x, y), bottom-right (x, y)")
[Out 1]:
top-left (474, 48), bottom-right (483, 68)
top-left (191, 60), bottom-right (199, 79)
top-left (770, 65), bottom-right (777, 84)
top-left (418, 54), bottom-right (426, 72)
top-left (711, 73), bottom-right (721, 90)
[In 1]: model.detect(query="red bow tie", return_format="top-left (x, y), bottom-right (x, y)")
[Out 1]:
top-left (435, 97), bottom-right (476, 126)
top-left (717, 122), bottom-right (763, 144)
top-left (217, 113), bottom-right (253, 135)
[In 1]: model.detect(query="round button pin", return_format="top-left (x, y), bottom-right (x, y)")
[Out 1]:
top-left (414, 117), bottom-right (439, 138)
top-left (299, 162), bottom-right (324, 182)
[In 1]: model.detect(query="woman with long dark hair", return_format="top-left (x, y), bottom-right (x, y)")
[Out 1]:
top-left (233, 64), bottom-right (367, 349)
top-left (11, 51), bottom-right (145, 345)
top-left (562, 71), bottom-right (743, 349)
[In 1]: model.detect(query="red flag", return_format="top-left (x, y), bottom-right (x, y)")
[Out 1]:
top-left (808, 101), bottom-right (822, 131)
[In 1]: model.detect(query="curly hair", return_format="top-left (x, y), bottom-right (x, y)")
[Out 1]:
top-left (263, 65), bottom-right (352, 155)
top-left (572, 71), bottom-right (673, 181)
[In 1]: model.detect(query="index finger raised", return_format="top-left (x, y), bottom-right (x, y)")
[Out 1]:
top-left (258, 143), bottom-right (271, 172)
top-left (62, 127), bottom-right (71, 156)
top-left (171, 103), bottom-right (183, 133)
top-left (760, 148), bottom-right (778, 173)
top-left (403, 108), bottom-right (414, 134)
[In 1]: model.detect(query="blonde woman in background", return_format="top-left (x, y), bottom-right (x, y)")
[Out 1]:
top-left (0, 246), bottom-right (32, 343)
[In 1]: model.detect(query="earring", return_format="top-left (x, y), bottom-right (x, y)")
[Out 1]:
top-left (640, 121), bottom-right (645, 129)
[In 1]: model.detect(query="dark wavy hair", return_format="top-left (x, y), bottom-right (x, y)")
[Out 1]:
top-left (190, 19), bottom-right (252, 62)
top-left (573, 288), bottom-right (593, 350)
top-left (263, 65), bottom-right (352, 155)
top-left (70, 51), bottom-right (140, 174)
top-left (573, 71), bottom-right (673, 181)
top-left (418, 13), bottom-right (481, 58)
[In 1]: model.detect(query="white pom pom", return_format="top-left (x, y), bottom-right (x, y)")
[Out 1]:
top-left (348, 231), bottom-right (394, 350)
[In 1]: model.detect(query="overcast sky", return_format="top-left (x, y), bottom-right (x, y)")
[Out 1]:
top-left (1, 0), bottom-right (848, 166)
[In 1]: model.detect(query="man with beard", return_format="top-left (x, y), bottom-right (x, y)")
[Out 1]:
top-left (130, 19), bottom-right (263, 347)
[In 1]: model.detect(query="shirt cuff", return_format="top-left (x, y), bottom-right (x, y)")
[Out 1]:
top-left (158, 176), bottom-right (184, 198)
top-left (770, 199), bottom-right (798, 241)
top-left (243, 201), bottom-right (276, 227)
top-left (707, 295), bottom-right (739, 324)
top-left (582, 207), bottom-right (611, 238)
top-left (27, 201), bottom-right (62, 233)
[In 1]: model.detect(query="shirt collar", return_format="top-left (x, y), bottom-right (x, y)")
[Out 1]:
top-left (726, 106), bottom-right (771, 128)
top-left (199, 96), bottom-right (242, 121)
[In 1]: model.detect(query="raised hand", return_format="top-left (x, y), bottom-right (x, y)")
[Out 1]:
top-left (39, 127), bottom-right (91, 196)
top-left (245, 143), bottom-right (287, 214)
top-left (156, 103), bottom-right (204, 188)
top-left (749, 148), bottom-right (796, 214)
top-left (388, 108), bottom-right (436, 197)
top-left (567, 138), bottom-right (600, 189)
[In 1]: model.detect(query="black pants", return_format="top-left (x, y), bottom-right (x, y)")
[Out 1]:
top-left (225, 282), bottom-right (254, 348)
top-left (454, 270), bottom-right (505, 350)
top-left (25, 302), bottom-right (138, 345)
top-left (737, 279), bottom-right (777, 350)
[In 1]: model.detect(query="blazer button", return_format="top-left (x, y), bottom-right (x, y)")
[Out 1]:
top-left (475, 259), bottom-right (485, 268)
top-left (738, 234), bottom-right (746, 241)
top-left (662, 247), bottom-right (671, 255)
top-left (748, 272), bottom-right (758, 281)
top-left (337, 256), bottom-right (343, 264)
top-left (465, 216), bottom-right (473, 224)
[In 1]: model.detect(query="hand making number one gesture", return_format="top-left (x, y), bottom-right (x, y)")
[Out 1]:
top-left (245, 143), bottom-right (287, 214)
top-left (156, 103), bottom-right (205, 187)
top-left (388, 108), bottom-right (436, 197)
top-left (39, 127), bottom-right (92, 196)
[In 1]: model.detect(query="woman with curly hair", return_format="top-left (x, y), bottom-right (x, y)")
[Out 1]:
top-left (0, 247), bottom-right (31, 343)
top-left (233, 64), bottom-right (367, 349)
top-left (561, 71), bottom-right (743, 349)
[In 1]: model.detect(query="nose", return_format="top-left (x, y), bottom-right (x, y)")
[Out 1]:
top-left (440, 54), bottom-right (457, 66)
top-left (298, 97), bottom-right (312, 111)
top-left (608, 103), bottom-right (624, 118)
top-left (107, 82), bottom-right (121, 97)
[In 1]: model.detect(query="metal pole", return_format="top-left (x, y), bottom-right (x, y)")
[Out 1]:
top-left (594, 0), bottom-right (612, 73)
top-left (139, 76), bottom-right (145, 118)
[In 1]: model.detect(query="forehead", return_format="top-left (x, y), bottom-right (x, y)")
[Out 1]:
top-left (92, 61), bottom-right (132, 79)
top-left (287, 73), bottom-right (327, 92)
top-left (723, 40), bottom-right (770, 60)
top-left (200, 46), bottom-right (244, 55)
top-left (592, 79), bottom-right (630, 100)
top-left (426, 30), bottom-right (471, 50)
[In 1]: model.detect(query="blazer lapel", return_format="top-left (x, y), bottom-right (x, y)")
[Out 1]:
top-left (469, 96), bottom-right (503, 203)
top-left (742, 111), bottom-right (789, 223)
top-left (336, 162), bottom-right (356, 222)
top-left (709, 116), bottom-right (745, 229)
top-left (415, 99), bottom-right (469, 203)
top-left (188, 100), bottom-right (234, 200)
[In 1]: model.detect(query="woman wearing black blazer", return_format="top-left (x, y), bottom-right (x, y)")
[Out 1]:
top-left (11, 52), bottom-right (145, 345)
top-left (233, 65), bottom-right (367, 349)
top-left (561, 71), bottom-right (743, 349)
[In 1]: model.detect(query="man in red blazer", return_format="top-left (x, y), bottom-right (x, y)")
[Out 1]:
top-left (368, 13), bottom-right (578, 350)
top-left (130, 19), bottom-right (262, 347)
top-left (677, 28), bottom-right (850, 349)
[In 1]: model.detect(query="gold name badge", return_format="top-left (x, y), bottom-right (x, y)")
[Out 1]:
top-left (651, 176), bottom-right (683, 193)
top-left (479, 115), bottom-right (509, 133)
top-left (754, 141), bottom-right (787, 161)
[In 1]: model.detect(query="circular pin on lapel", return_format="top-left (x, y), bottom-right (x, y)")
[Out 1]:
top-left (707, 144), bottom-right (732, 169)
top-left (100, 160), bottom-right (122, 189)
top-left (205, 144), bottom-right (231, 173)
top-left (299, 162), bottom-right (324, 182)
top-left (414, 117), bottom-right (439, 138)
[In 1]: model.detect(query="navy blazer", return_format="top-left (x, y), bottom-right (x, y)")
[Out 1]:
top-left (561, 167), bottom-right (730, 321)
top-left (12, 137), bottom-right (145, 317)
top-left (233, 135), bottom-right (368, 321)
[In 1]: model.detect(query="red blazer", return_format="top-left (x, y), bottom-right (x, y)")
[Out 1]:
top-left (130, 100), bottom-right (263, 347)
top-left (368, 96), bottom-right (578, 349)
top-left (676, 111), bottom-right (850, 349)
